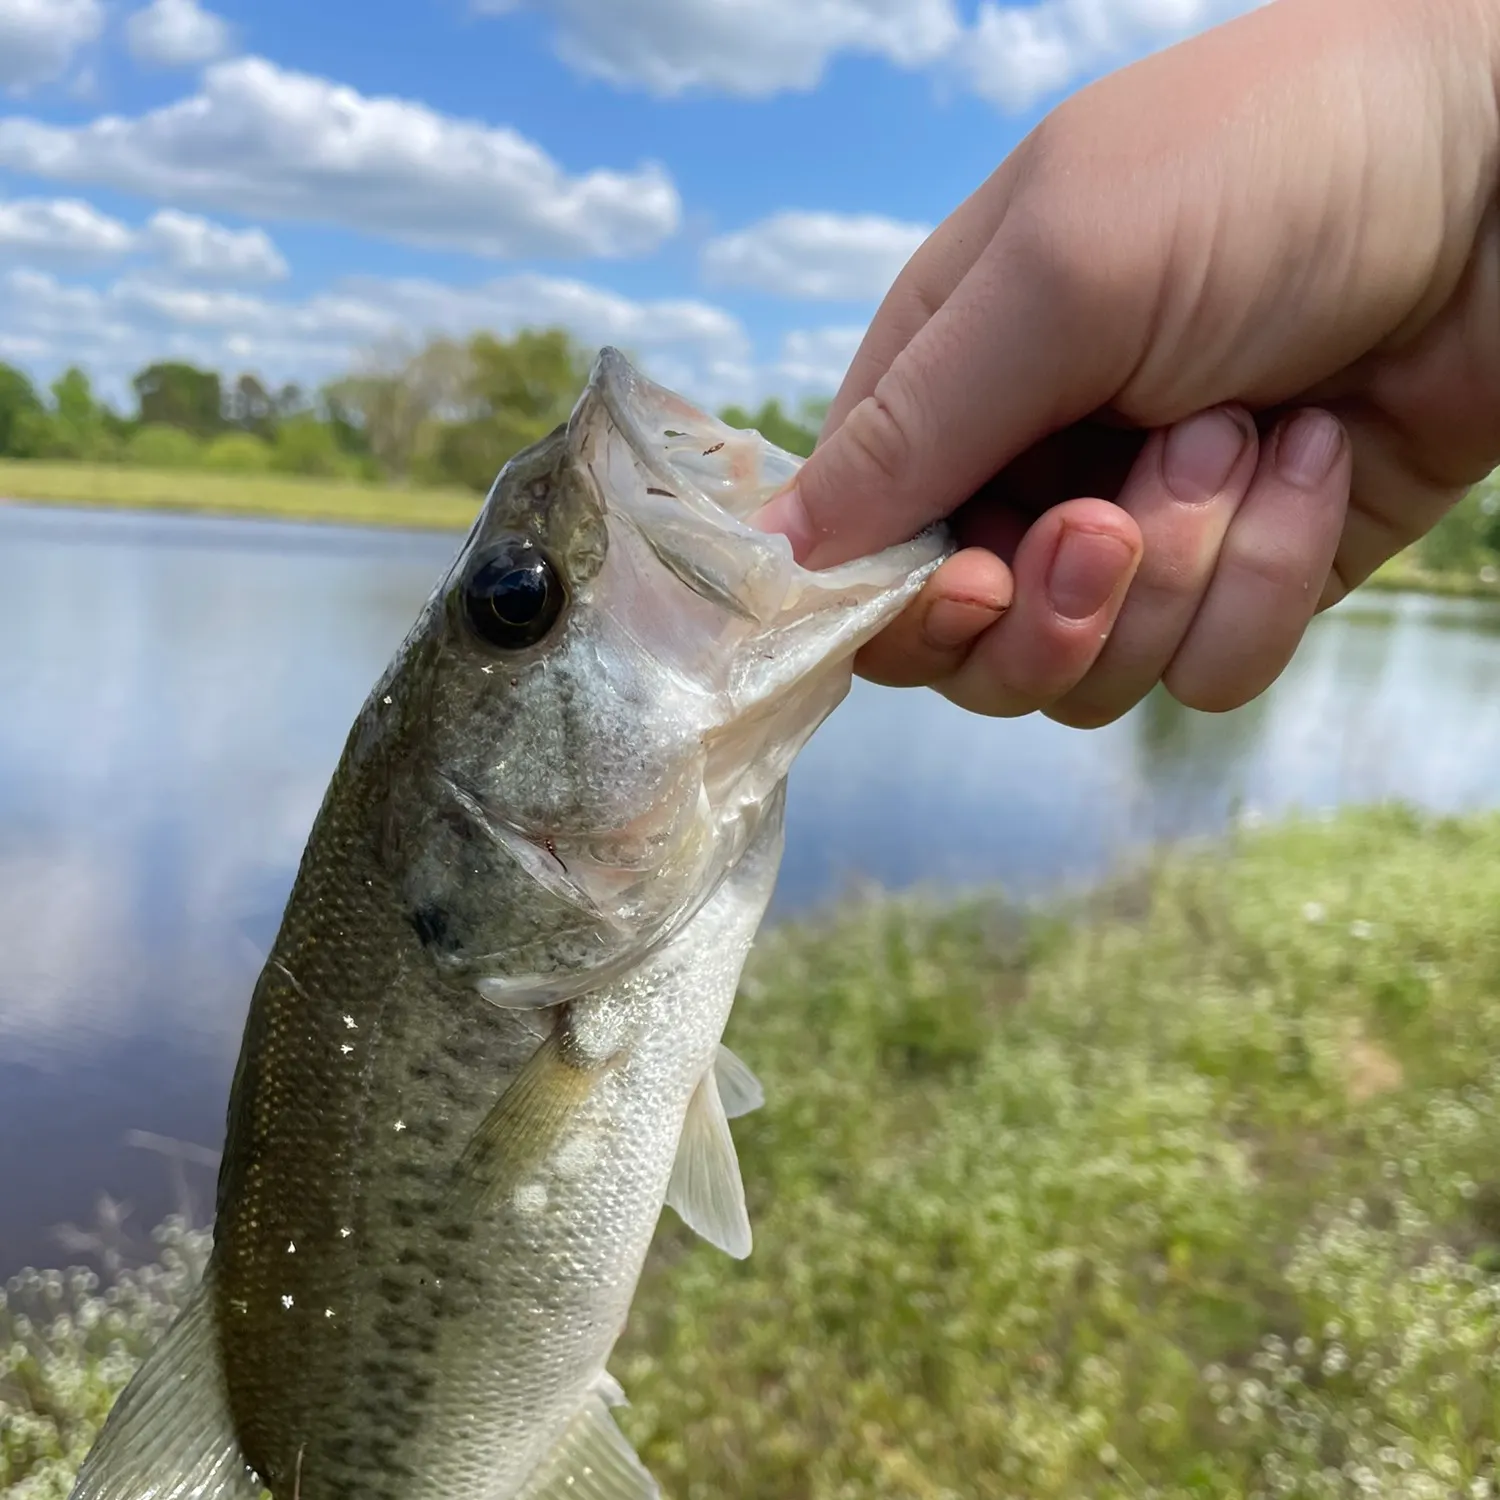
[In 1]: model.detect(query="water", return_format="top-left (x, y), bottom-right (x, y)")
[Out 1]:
top-left (5, 502), bottom-right (1500, 1275)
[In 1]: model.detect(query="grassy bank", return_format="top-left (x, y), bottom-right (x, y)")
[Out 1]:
top-left (1365, 550), bottom-right (1500, 602)
top-left (6, 807), bottom-right (1500, 1498)
top-left (9, 458), bottom-right (1500, 612)
top-left (0, 460), bottom-right (479, 533)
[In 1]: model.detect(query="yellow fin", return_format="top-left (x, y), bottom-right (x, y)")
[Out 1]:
top-left (449, 1025), bottom-right (605, 1217)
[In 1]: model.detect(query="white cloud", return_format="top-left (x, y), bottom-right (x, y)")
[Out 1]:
top-left (475, 0), bottom-right (961, 97)
top-left (0, 56), bottom-right (681, 259)
top-left (125, 0), bottom-right (231, 68)
top-left (773, 326), bottom-right (866, 394)
top-left (960, 0), bottom-right (1264, 111)
top-left (0, 196), bottom-right (287, 284)
top-left (0, 267), bottom-right (756, 409)
top-left (702, 211), bottom-right (929, 301)
top-left (144, 209), bottom-right (287, 282)
top-left (480, 0), bottom-right (1264, 110)
top-left (0, 0), bottom-right (101, 93)
top-left (0, 197), bottom-right (133, 264)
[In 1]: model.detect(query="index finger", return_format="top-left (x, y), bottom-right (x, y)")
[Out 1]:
top-left (817, 156), bottom-right (1026, 439)
top-left (757, 202), bottom-right (1156, 569)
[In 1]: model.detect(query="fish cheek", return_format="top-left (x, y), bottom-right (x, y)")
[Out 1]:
top-left (397, 801), bottom-right (496, 973)
top-left (395, 792), bottom-right (580, 984)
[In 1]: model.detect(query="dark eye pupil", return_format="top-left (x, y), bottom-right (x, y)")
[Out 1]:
top-left (486, 564), bottom-right (547, 624)
top-left (461, 540), bottom-right (564, 649)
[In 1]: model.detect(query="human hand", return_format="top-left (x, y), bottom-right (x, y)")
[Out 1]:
top-left (755, 0), bottom-right (1500, 723)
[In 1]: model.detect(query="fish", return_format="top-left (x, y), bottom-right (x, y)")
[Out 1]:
top-left (68, 347), bottom-right (949, 1500)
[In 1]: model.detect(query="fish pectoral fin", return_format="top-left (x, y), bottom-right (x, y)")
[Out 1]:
top-left (517, 1380), bottom-right (660, 1500)
top-left (67, 1281), bottom-right (261, 1500)
top-left (664, 1064), bottom-right (752, 1259)
top-left (714, 1042), bottom-right (764, 1118)
top-left (449, 1026), bottom-right (606, 1217)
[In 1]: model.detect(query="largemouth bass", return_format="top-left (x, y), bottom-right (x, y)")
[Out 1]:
top-left (70, 348), bottom-right (948, 1500)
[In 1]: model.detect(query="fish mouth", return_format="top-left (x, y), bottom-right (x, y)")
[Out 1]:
top-left (565, 347), bottom-right (954, 830)
top-left (570, 347), bottom-right (952, 634)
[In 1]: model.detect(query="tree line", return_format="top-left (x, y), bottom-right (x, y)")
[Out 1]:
top-left (0, 329), bottom-right (827, 491)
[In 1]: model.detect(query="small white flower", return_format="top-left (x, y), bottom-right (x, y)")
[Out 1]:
top-left (1303, 901), bottom-right (1326, 923)
top-left (1349, 920), bottom-right (1375, 940)
top-left (393, 1120), bottom-right (406, 1133)
top-left (281, 1295), bottom-right (294, 1310)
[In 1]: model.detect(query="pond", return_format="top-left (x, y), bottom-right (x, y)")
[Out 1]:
top-left (5, 501), bottom-right (1500, 1275)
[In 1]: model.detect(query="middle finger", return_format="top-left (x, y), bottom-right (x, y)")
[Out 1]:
top-left (1049, 405), bottom-right (1257, 728)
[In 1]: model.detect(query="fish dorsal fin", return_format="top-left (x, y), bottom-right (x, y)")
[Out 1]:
top-left (68, 1281), bottom-right (262, 1500)
top-left (665, 1064), bottom-right (752, 1259)
top-left (715, 1043), bottom-right (764, 1118)
top-left (517, 1379), bottom-right (660, 1500)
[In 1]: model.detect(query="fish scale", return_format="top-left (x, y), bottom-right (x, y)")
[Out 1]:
top-left (67, 349), bottom-right (949, 1500)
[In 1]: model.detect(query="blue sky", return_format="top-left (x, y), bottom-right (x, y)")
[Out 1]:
top-left (0, 0), bottom-right (1258, 409)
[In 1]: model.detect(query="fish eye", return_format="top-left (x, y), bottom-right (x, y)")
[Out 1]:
top-left (460, 537), bottom-right (565, 651)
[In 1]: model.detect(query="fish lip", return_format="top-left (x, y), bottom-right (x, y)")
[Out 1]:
top-left (578, 345), bottom-right (954, 591)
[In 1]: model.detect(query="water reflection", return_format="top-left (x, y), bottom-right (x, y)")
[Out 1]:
top-left (4, 504), bottom-right (1500, 1272)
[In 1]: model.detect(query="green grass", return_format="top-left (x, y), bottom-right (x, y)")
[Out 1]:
top-left (7, 807), bottom-right (1500, 1498)
top-left (0, 460), bottom-right (480, 532)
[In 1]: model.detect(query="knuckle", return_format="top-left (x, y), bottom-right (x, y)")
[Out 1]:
top-left (834, 378), bottom-right (920, 494)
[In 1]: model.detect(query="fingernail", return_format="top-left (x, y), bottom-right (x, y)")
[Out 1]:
top-left (1162, 407), bottom-right (1249, 503)
top-left (1275, 410), bottom-right (1343, 489)
top-left (751, 483), bottom-right (820, 564)
top-left (1047, 527), bottom-right (1135, 621)
top-left (922, 595), bottom-right (1006, 651)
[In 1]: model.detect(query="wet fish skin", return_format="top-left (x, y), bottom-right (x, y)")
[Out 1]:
top-left (68, 348), bottom-right (949, 1500)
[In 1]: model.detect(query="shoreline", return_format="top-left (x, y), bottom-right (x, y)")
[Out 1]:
top-left (6, 474), bottom-right (1500, 604)
top-left (0, 463), bottom-right (480, 535)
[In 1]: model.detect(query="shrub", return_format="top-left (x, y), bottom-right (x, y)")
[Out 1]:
top-left (202, 433), bottom-right (273, 473)
top-left (124, 425), bottom-right (202, 469)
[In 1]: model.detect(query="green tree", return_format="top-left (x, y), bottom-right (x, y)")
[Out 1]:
top-left (328, 336), bottom-right (471, 481)
top-left (271, 413), bottom-right (352, 477)
top-left (1416, 487), bottom-right (1496, 574)
top-left (132, 362), bottom-right (223, 437)
top-left (46, 367), bottom-right (113, 460)
top-left (225, 374), bottom-right (275, 438)
top-left (428, 329), bottom-right (589, 492)
top-left (0, 363), bottom-right (43, 456)
top-left (321, 385), bottom-right (372, 460)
